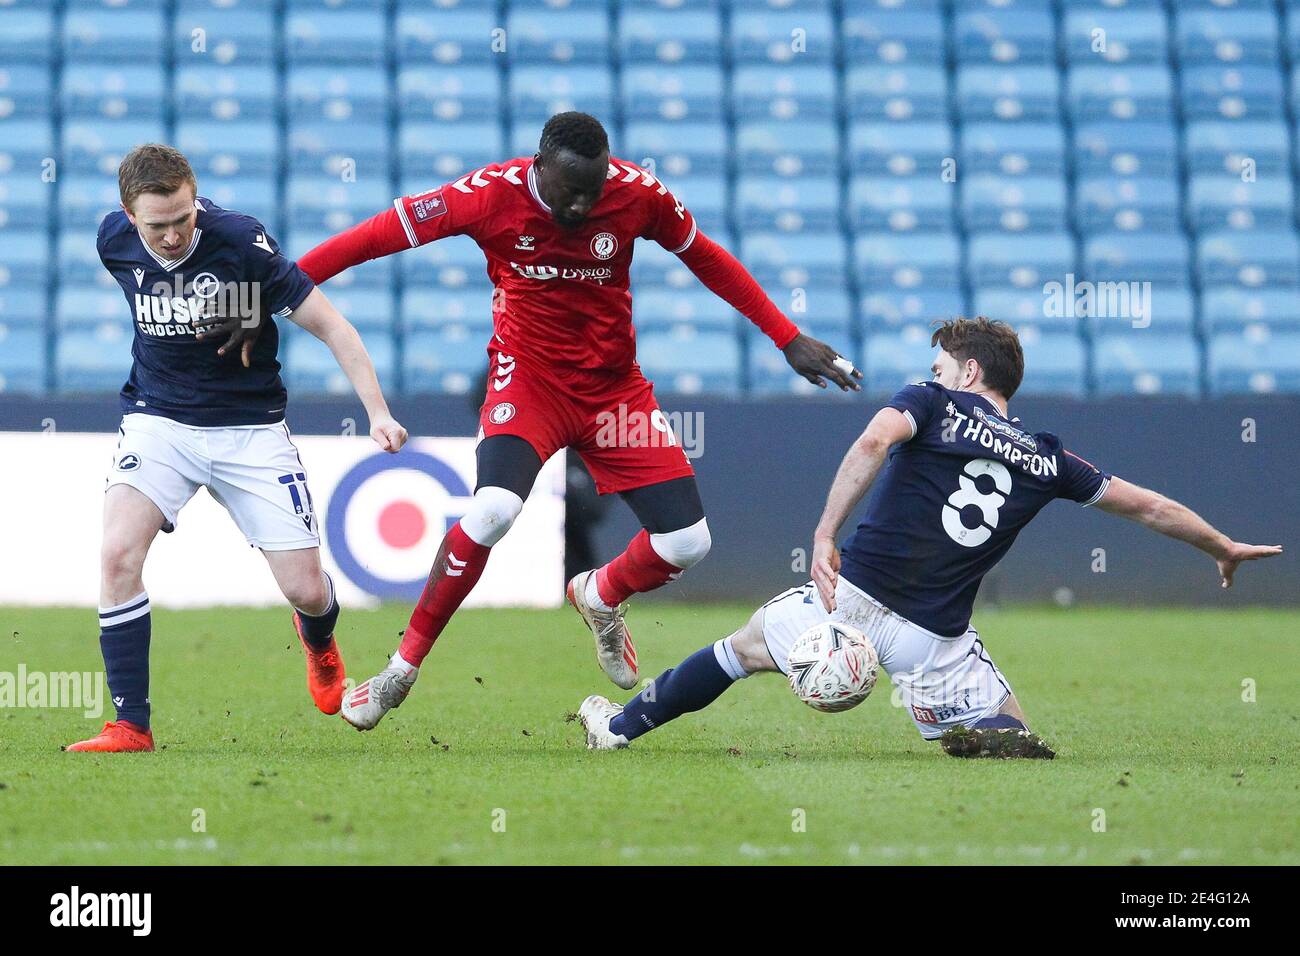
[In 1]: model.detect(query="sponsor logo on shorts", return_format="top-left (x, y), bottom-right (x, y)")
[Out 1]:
top-left (116, 454), bottom-right (141, 472)
top-left (911, 704), bottom-right (938, 724)
top-left (590, 232), bottom-right (618, 260)
top-left (489, 402), bottom-right (515, 424)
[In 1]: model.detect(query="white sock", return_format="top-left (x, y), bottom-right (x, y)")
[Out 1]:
top-left (390, 649), bottom-right (418, 674)
top-left (585, 572), bottom-right (613, 612)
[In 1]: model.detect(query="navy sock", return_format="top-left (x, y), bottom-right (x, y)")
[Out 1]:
top-left (99, 591), bottom-right (152, 730)
top-left (610, 641), bottom-right (744, 741)
top-left (296, 572), bottom-right (339, 650)
top-left (971, 713), bottom-right (1027, 731)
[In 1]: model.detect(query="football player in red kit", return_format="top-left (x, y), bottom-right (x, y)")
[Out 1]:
top-left (298, 112), bottom-right (860, 730)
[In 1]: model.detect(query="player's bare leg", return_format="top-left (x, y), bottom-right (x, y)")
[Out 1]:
top-left (263, 547), bottom-right (345, 715)
top-left (939, 693), bottom-right (1057, 760)
top-left (67, 485), bottom-right (164, 753)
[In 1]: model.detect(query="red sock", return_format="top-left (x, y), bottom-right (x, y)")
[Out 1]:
top-left (595, 529), bottom-right (683, 606)
top-left (398, 521), bottom-right (491, 667)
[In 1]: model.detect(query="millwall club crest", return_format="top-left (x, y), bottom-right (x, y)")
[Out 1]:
top-left (589, 232), bottom-right (618, 260)
top-left (116, 454), bottom-right (141, 472)
top-left (489, 402), bottom-right (516, 424)
top-left (191, 272), bottom-right (220, 298)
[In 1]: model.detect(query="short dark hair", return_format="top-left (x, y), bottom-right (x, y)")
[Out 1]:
top-left (931, 316), bottom-right (1025, 399)
top-left (538, 112), bottom-right (609, 162)
top-left (118, 143), bottom-right (197, 210)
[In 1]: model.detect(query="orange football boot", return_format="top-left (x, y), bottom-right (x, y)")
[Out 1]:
top-left (293, 612), bottom-right (346, 715)
top-left (65, 721), bottom-right (154, 753)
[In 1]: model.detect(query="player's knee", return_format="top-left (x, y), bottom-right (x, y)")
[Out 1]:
top-left (461, 486), bottom-right (525, 547)
top-left (650, 517), bottom-right (711, 570)
top-left (283, 571), bottom-right (330, 615)
top-left (731, 608), bottom-right (777, 673)
top-left (100, 536), bottom-right (147, 585)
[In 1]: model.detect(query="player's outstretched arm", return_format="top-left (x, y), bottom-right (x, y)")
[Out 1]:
top-left (297, 207), bottom-right (414, 285)
top-left (287, 288), bottom-right (408, 453)
top-left (1095, 477), bottom-right (1282, 588)
top-left (811, 407), bottom-right (913, 610)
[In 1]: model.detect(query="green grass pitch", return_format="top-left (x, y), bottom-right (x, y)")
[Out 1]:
top-left (0, 603), bottom-right (1295, 865)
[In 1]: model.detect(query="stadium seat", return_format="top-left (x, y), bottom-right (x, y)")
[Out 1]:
top-left (0, 176), bottom-right (52, 230)
top-left (399, 122), bottom-right (505, 181)
top-left (1063, 8), bottom-right (1169, 65)
top-left (0, 287), bottom-right (47, 330)
top-left (864, 327), bottom-right (940, 393)
top-left (620, 9), bottom-right (722, 65)
top-left (395, 234), bottom-right (490, 290)
top-left (54, 289), bottom-right (133, 330)
top-left (974, 287), bottom-right (1079, 335)
top-left (1201, 285), bottom-right (1300, 334)
top-left (1207, 329), bottom-right (1300, 394)
top-left (850, 176), bottom-right (955, 233)
top-left (856, 232), bottom-right (963, 291)
top-left (735, 176), bottom-right (840, 232)
top-left (285, 11), bottom-right (387, 65)
top-left (845, 65), bottom-right (948, 121)
top-left (174, 65), bottom-right (278, 121)
top-left (63, 120), bottom-right (166, 176)
top-left (1066, 65), bottom-right (1174, 122)
top-left (633, 288), bottom-right (737, 334)
top-left (1197, 230), bottom-right (1300, 286)
top-left (0, 229), bottom-right (50, 290)
top-left (1083, 233), bottom-right (1192, 288)
top-left (842, 9), bottom-right (945, 64)
top-left (966, 232), bottom-right (1076, 288)
top-left (64, 9), bottom-right (165, 62)
top-left (60, 65), bottom-right (164, 121)
top-left (285, 229), bottom-right (394, 291)
top-left (622, 65), bottom-right (726, 122)
top-left (1186, 175), bottom-right (1294, 231)
top-left (509, 66), bottom-right (615, 122)
top-left (174, 3), bottom-right (276, 66)
top-left (201, 177), bottom-right (278, 232)
top-left (0, 326), bottom-right (45, 394)
top-left (287, 118), bottom-right (390, 179)
top-left (741, 232), bottom-right (849, 290)
top-left (403, 326), bottom-right (491, 395)
top-left (1180, 65), bottom-right (1284, 121)
top-left (397, 66), bottom-right (502, 122)
top-left (734, 119), bottom-right (841, 177)
top-left (1093, 335), bottom-right (1201, 397)
top-left (395, 9), bottom-right (498, 65)
top-left (960, 123), bottom-right (1066, 177)
top-left (176, 120), bottom-right (280, 178)
top-left (400, 287), bottom-right (496, 332)
top-left (1175, 9), bottom-right (1280, 65)
top-left (55, 325), bottom-right (133, 393)
top-left (286, 326), bottom-right (396, 395)
top-left (861, 288), bottom-right (967, 335)
top-left (56, 176), bottom-right (123, 226)
top-left (0, 9), bottom-right (54, 64)
top-left (624, 122), bottom-right (728, 178)
top-left (1074, 176), bottom-right (1181, 233)
top-left (666, 176), bottom-right (728, 237)
top-left (849, 121), bottom-right (952, 177)
top-left (1073, 122), bottom-right (1179, 177)
top-left (636, 327), bottom-right (741, 395)
top-left (1184, 120), bottom-right (1291, 177)
top-left (953, 6), bottom-right (1054, 64)
top-left (505, 9), bottom-right (611, 64)
top-left (960, 176), bottom-right (1068, 233)
top-left (957, 66), bottom-right (1061, 121)
top-left (0, 120), bottom-right (55, 177)
top-left (56, 232), bottom-right (108, 287)
top-left (0, 65), bottom-right (53, 120)
top-left (732, 66), bottom-right (838, 121)
top-left (1015, 329), bottom-right (1087, 397)
top-left (285, 177), bottom-right (391, 233)
top-left (287, 67), bottom-right (389, 122)
top-left (731, 10), bottom-right (836, 64)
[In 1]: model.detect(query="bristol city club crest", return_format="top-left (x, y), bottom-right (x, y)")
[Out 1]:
top-left (489, 402), bottom-right (516, 424)
top-left (589, 232), bottom-right (618, 260)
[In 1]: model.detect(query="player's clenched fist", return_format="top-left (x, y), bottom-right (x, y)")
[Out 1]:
top-left (371, 414), bottom-right (408, 453)
top-left (811, 535), bottom-right (841, 612)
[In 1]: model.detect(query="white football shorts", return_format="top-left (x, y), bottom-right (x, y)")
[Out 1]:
top-left (105, 413), bottom-right (320, 552)
top-left (760, 577), bottom-right (1013, 739)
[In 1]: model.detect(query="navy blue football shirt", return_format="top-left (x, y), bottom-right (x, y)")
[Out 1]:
top-left (839, 382), bottom-right (1110, 637)
top-left (97, 196), bottom-right (314, 426)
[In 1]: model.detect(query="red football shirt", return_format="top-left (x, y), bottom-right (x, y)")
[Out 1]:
top-left (392, 155), bottom-right (698, 372)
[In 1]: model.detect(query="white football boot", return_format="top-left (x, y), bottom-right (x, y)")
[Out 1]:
top-left (567, 570), bottom-right (639, 690)
top-left (339, 653), bottom-right (418, 731)
top-left (578, 695), bottom-right (629, 750)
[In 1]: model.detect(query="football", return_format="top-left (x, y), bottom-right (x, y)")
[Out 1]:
top-left (785, 621), bottom-right (879, 713)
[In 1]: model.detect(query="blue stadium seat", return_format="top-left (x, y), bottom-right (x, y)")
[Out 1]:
top-left (0, 176), bottom-right (52, 230)
top-left (1175, 9), bottom-right (1279, 65)
top-left (1207, 329), bottom-right (1300, 394)
top-left (624, 122), bottom-right (728, 178)
top-left (734, 119), bottom-right (840, 177)
top-left (64, 9), bottom-right (165, 61)
top-left (1093, 335), bottom-right (1201, 397)
top-left (849, 121), bottom-right (952, 177)
top-left (1185, 120), bottom-right (1290, 177)
top-left (953, 7), bottom-right (1054, 64)
top-left (505, 9), bottom-right (611, 65)
top-left (850, 176), bottom-right (955, 232)
top-left (0, 326), bottom-right (45, 394)
top-left (845, 66), bottom-right (948, 121)
top-left (1063, 282), bottom-right (1196, 339)
top-left (864, 328), bottom-right (940, 393)
top-left (63, 120), bottom-right (166, 176)
top-left (1197, 231), bottom-right (1300, 286)
top-left (1015, 329), bottom-right (1087, 397)
top-left (0, 229), bottom-right (50, 291)
top-left (394, 9), bottom-right (498, 65)
top-left (400, 287), bottom-right (496, 332)
top-left (622, 65), bottom-right (725, 122)
top-left (957, 66), bottom-right (1061, 121)
top-left (842, 9), bottom-right (945, 64)
top-left (55, 325), bottom-right (133, 392)
top-left (55, 289), bottom-right (132, 330)
top-left (1083, 233), bottom-right (1192, 287)
top-left (1186, 175), bottom-right (1294, 231)
top-left (0, 66), bottom-right (54, 119)
top-left (201, 177), bottom-right (278, 230)
top-left (285, 229), bottom-right (395, 292)
top-left (57, 176), bottom-right (123, 226)
top-left (861, 289), bottom-right (967, 334)
top-left (975, 287), bottom-right (1078, 335)
top-left (741, 232), bottom-right (849, 289)
top-left (509, 66), bottom-right (615, 122)
top-left (766, 286), bottom-right (855, 339)
top-left (1073, 122), bottom-right (1179, 177)
top-left (395, 234), bottom-right (490, 290)
top-left (960, 176), bottom-right (1068, 233)
top-left (287, 118), bottom-right (390, 178)
top-left (174, 3), bottom-right (276, 65)
top-left (61, 65), bottom-right (166, 121)
top-left (174, 65), bottom-right (278, 120)
top-left (285, 177), bottom-right (391, 233)
top-left (1201, 285), bottom-right (1300, 334)
top-left (731, 9), bottom-right (836, 64)
top-left (285, 11), bottom-right (387, 65)
top-left (1180, 65), bottom-right (1284, 120)
top-left (732, 66), bottom-right (838, 120)
top-left (966, 232), bottom-right (1076, 288)
top-left (1066, 65), bottom-right (1174, 121)
top-left (403, 326), bottom-right (489, 395)
top-left (0, 9), bottom-right (54, 63)
top-left (286, 326), bottom-right (396, 395)
top-left (856, 232), bottom-right (962, 290)
top-left (0, 287), bottom-right (48, 331)
top-left (667, 176), bottom-right (728, 236)
top-left (1063, 8), bottom-right (1169, 65)
top-left (287, 67), bottom-right (388, 121)
top-left (176, 120), bottom-right (280, 178)
top-left (312, 290), bottom-right (396, 332)
top-left (960, 123), bottom-right (1066, 177)
top-left (1074, 176), bottom-right (1181, 233)
top-left (620, 9), bottom-right (722, 64)
top-left (633, 288), bottom-right (737, 333)
top-left (56, 232), bottom-right (107, 286)
top-left (399, 122), bottom-right (506, 181)
top-left (636, 327), bottom-right (741, 395)
top-left (735, 176), bottom-right (840, 232)
top-left (397, 66), bottom-right (501, 122)
top-left (0, 120), bottom-right (54, 177)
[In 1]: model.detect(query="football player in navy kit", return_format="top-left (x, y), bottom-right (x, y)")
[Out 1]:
top-left (67, 144), bottom-right (408, 753)
top-left (576, 317), bottom-right (1283, 758)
